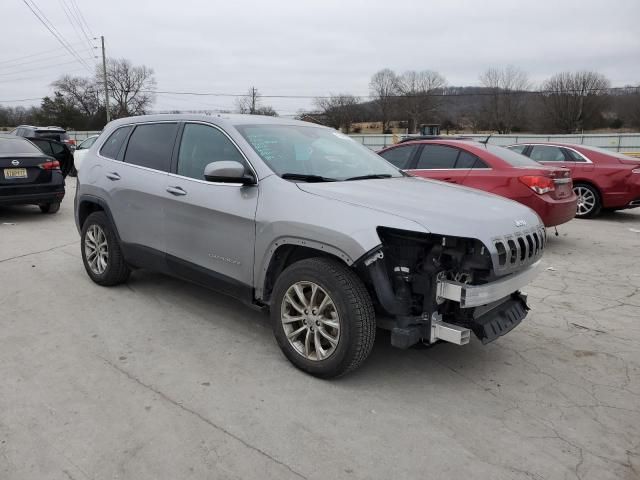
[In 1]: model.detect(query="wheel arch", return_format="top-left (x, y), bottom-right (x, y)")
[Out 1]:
top-left (257, 239), bottom-right (355, 303)
top-left (76, 195), bottom-right (121, 241)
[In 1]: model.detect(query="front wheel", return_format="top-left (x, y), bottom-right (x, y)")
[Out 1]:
top-left (574, 183), bottom-right (601, 218)
top-left (271, 257), bottom-right (376, 378)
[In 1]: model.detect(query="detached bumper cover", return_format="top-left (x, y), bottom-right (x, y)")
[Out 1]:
top-left (437, 260), bottom-right (542, 308)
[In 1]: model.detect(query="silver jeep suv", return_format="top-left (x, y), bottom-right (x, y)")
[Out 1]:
top-left (75, 114), bottom-right (544, 378)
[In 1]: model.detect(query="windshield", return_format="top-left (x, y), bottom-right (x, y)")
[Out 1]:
top-left (483, 143), bottom-right (543, 167)
top-left (236, 124), bottom-right (402, 181)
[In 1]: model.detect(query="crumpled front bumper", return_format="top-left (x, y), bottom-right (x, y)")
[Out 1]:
top-left (436, 260), bottom-right (542, 308)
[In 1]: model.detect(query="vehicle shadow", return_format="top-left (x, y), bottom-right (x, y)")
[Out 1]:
top-left (123, 269), bottom-right (505, 388)
top-left (0, 204), bottom-right (53, 222)
top-left (593, 210), bottom-right (640, 224)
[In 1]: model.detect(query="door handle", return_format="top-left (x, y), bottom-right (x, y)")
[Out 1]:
top-left (106, 172), bottom-right (121, 181)
top-left (166, 186), bottom-right (187, 196)
top-left (443, 177), bottom-right (458, 184)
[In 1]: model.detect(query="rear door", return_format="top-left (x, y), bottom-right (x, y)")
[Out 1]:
top-left (407, 144), bottom-right (468, 183)
top-left (163, 122), bottom-right (258, 293)
top-left (97, 122), bottom-right (178, 256)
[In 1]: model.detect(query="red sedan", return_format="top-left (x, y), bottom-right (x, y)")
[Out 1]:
top-left (378, 139), bottom-right (578, 227)
top-left (507, 143), bottom-right (640, 218)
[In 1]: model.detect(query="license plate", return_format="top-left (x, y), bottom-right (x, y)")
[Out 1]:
top-left (3, 168), bottom-right (27, 179)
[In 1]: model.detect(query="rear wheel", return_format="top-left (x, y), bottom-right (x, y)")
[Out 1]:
top-left (574, 183), bottom-right (601, 218)
top-left (39, 202), bottom-right (60, 214)
top-left (81, 211), bottom-right (130, 286)
top-left (271, 257), bottom-right (376, 378)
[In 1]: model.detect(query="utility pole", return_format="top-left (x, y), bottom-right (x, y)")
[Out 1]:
top-left (101, 36), bottom-right (110, 123)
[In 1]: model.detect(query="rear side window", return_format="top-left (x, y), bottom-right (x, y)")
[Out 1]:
top-left (100, 126), bottom-right (132, 159)
top-left (51, 142), bottom-right (66, 155)
top-left (508, 145), bottom-right (527, 154)
top-left (124, 123), bottom-right (178, 171)
top-left (529, 145), bottom-right (565, 162)
top-left (177, 123), bottom-right (245, 180)
top-left (416, 145), bottom-right (458, 169)
top-left (379, 145), bottom-right (417, 169)
top-left (456, 150), bottom-right (487, 168)
top-left (564, 149), bottom-right (587, 162)
top-left (31, 139), bottom-right (53, 155)
top-left (484, 144), bottom-right (542, 167)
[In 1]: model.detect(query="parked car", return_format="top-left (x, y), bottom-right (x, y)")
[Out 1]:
top-left (0, 134), bottom-right (65, 213)
top-left (75, 114), bottom-right (545, 378)
top-left (28, 137), bottom-right (74, 177)
top-left (71, 135), bottom-right (99, 176)
top-left (378, 139), bottom-right (577, 227)
top-left (12, 125), bottom-right (76, 150)
top-left (507, 143), bottom-right (640, 218)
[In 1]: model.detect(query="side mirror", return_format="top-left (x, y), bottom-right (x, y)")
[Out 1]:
top-left (203, 161), bottom-right (255, 185)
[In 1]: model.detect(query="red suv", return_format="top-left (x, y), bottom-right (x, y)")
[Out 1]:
top-left (508, 143), bottom-right (640, 218)
top-left (378, 140), bottom-right (578, 227)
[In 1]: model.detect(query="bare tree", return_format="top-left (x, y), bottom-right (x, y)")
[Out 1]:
top-left (314, 94), bottom-right (361, 132)
top-left (98, 58), bottom-right (156, 118)
top-left (51, 75), bottom-right (101, 118)
top-left (541, 71), bottom-right (611, 133)
top-left (369, 69), bottom-right (398, 133)
top-left (396, 70), bottom-right (446, 133)
top-left (235, 87), bottom-right (277, 116)
top-left (479, 65), bottom-right (530, 133)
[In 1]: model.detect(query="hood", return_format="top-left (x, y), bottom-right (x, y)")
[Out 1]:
top-left (297, 177), bottom-right (543, 240)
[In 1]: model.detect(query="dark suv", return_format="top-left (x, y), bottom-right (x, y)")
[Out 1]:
top-left (12, 125), bottom-right (76, 150)
top-left (0, 134), bottom-right (65, 213)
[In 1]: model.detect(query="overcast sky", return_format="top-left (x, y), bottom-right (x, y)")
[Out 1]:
top-left (2, 0), bottom-right (639, 115)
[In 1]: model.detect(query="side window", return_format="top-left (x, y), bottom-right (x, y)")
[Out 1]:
top-left (455, 150), bottom-right (487, 168)
top-left (100, 126), bottom-right (132, 160)
top-left (177, 123), bottom-right (245, 180)
top-left (564, 149), bottom-right (586, 162)
top-left (50, 142), bottom-right (65, 155)
top-left (416, 145), bottom-right (458, 169)
top-left (508, 145), bottom-right (527, 154)
top-left (31, 139), bottom-right (53, 155)
top-left (529, 145), bottom-right (565, 162)
top-left (124, 123), bottom-right (178, 171)
top-left (379, 145), bottom-right (417, 169)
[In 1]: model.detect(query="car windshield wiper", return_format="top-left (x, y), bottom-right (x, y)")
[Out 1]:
top-left (344, 174), bottom-right (393, 181)
top-left (281, 173), bottom-right (337, 182)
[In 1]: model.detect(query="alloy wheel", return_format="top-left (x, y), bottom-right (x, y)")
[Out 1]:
top-left (575, 186), bottom-right (596, 216)
top-left (280, 281), bottom-right (341, 361)
top-left (84, 224), bottom-right (109, 275)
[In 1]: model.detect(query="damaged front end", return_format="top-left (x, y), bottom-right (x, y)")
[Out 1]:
top-left (358, 227), bottom-right (542, 349)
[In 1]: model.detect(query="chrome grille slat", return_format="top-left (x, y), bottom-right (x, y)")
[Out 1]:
top-left (492, 226), bottom-right (545, 273)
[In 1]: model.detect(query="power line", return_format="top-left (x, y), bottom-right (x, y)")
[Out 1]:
top-left (0, 58), bottom-right (96, 78)
top-left (69, 0), bottom-right (96, 38)
top-left (21, 0), bottom-right (93, 73)
top-left (59, 0), bottom-right (94, 56)
top-left (0, 49), bottom-right (95, 72)
top-left (0, 66), bottom-right (88, 84)
top-left (0, 41), bottom-right (89, 66)
top-left (142, 85), bottom-right (639, 100)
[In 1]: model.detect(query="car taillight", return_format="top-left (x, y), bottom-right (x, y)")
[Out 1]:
top-left (519, 175), bottom-right (555, 194)
top-left (67, 139), bottom-right (76, 145)
top-left (39, 160), bottom-right (60, 170)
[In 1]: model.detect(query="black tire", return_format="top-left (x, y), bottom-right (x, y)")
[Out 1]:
top-left (81, 211), bottom-right (130, 286)
top-left (271, 257), bottom-right (376, 378)
top-left (574, 183), bottom-right (602, 218)
top-left (39, 202), bottom-right (60, 214)
top-left (68, 165), bottom-right (77, 177)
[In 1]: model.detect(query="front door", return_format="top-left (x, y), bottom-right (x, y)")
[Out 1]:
top-left (163, 122), bottom-right (258, 297)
